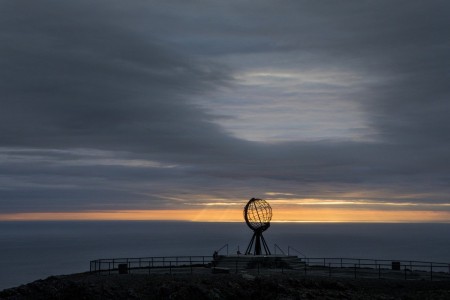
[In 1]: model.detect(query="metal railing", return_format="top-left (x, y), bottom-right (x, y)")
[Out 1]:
top-left (303, 257), bottom-right (450, 281)
top-left (90, 256), bottom-right (212, 275)
top-left (89, 255), bottom-right (450, 281)
top-left (216, 243), bottom-right (229, 256)
top-left (273, 244), bottom-right (286, 255)
top-left (287, 246), bottom-right (306, 258)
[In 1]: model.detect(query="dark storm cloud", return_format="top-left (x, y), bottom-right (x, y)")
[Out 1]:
top-left (0, 0), bottom-right (235, 153)
top-left (1, 0), bottom-right (450, 213)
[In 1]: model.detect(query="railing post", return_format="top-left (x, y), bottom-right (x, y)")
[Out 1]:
top-left (378, 264), bottom-right (381, 279)
top-left (354, 264), bottom-right (357, 279)
top-left (190, 257), bottom-right (193, 274)
top-left (328, 263), bottom-right (331, 277)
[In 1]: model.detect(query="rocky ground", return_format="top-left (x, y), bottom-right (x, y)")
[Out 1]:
top-left (1, 271), bottom-right (450, 300)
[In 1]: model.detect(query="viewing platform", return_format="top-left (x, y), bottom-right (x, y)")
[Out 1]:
top-left (213, 254), bottom-right (305, 272)
top-left (89, 254), bottom-right (450, 281)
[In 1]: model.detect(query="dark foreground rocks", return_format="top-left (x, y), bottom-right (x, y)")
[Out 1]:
top-left (1, 272), bottom-right (450, 300)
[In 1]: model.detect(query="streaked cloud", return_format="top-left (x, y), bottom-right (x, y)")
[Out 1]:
top-left (1, 1), bottom-right (449, 221)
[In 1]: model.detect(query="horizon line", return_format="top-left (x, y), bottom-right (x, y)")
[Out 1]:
top-left (1, 208), bottom-right (450, 223)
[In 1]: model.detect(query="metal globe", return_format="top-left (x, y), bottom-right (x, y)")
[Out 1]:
top-left (243, 198), bottom-right (272, 231)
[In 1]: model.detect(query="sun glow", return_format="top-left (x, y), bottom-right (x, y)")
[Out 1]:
top-left (0, 209), bottom-right (243, 222)
top-left (1, 206), bottom-right (450, 222)
top-left (1, 195), bottom-right (449, 222)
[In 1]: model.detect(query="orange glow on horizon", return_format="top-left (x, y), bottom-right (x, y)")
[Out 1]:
top-left (0, 209), bottom-right (243, 222)
top-left (0, 207), bottom-right (450, 222)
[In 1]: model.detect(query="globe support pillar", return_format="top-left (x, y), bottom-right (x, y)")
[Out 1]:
top-left (245, 228), bottom-right (271, 255)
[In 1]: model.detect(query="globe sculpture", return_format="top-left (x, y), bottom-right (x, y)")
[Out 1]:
top-left (244, 198), bottom-right (272, 255)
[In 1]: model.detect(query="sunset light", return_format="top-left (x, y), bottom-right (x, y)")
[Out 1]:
top-left (2, 206), bottom-right (449, 222)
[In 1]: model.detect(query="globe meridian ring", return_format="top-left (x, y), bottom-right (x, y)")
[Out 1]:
top-left (243, 198), bottom-right (272, 231)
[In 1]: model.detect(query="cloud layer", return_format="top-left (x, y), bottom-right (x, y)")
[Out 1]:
top-left (1, 1), bottom-right (449, 215)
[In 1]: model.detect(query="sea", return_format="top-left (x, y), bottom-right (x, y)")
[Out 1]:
top-left (1, 221), bottom-right (450, 290)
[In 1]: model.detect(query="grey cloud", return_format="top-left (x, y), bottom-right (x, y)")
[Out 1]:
top-left (0, 0), bottom-right (234, 154)
top-left (1, 1), bottom-right (450, 213)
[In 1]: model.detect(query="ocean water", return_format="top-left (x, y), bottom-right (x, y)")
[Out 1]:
top-left (1, 221), bottom-right (450, 290)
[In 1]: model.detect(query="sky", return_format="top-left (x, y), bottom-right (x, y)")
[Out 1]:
top-left (1, 0), bottom-right (449, 222)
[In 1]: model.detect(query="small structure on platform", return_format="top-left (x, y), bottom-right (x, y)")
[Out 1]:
top-left (244, 197), bottom-right (272, 255)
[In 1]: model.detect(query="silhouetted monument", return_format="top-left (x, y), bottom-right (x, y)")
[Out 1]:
top-left (244, 197), bottom-right (272, 255)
